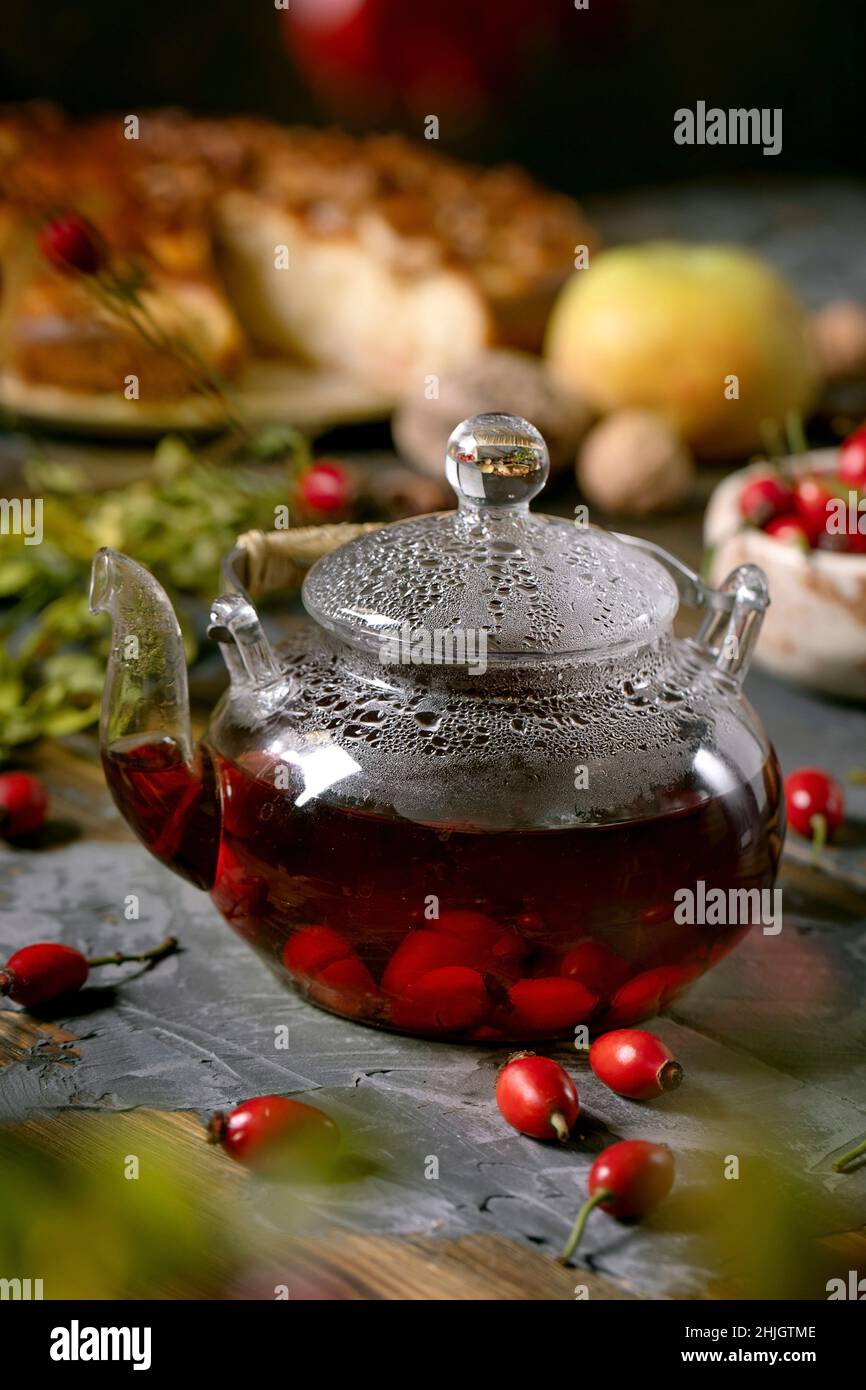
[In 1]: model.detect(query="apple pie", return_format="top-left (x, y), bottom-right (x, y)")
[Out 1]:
top-left (0, 106), bottom-right (595, 406)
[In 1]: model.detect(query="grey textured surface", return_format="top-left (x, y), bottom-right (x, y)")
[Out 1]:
top-left (0, 668), bottom-right (864, 1297)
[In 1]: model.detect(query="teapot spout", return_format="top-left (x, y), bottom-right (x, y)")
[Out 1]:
top-left (89, 548), bottom-right (219, 889)
top-left (90, 548), bottom-right (193, 759)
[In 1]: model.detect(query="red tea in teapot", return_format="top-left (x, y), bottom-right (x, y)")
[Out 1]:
top-left (103, 735), bottom-right (220, 891)
top-left (104, 734), bottom-right (782, 1040)
top-left (95, 415), bottom-right (785, 1043)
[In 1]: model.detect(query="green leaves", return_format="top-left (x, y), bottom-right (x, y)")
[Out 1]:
top-left (0, 429), bottom-right (308, 760)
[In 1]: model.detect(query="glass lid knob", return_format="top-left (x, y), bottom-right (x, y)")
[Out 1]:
top-left (445, 413), bottom-right (550, 511)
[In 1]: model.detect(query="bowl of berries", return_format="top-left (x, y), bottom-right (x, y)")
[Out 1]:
top-left (704, 426), bottom-right (866, 699)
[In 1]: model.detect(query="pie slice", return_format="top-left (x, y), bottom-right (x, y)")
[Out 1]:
top-left (0, 108), bottom-right (596, 406)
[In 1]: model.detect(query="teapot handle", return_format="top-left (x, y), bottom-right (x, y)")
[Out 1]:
top-left (208, 594), bottom-right (282, 688)
top-left (614, 535), bottom-right (769, 683)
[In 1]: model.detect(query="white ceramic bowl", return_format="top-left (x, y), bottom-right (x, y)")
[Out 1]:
top-left (704, 449), bottom-right (866, 700)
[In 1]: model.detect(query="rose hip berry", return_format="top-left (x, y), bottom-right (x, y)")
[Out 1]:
top-left (836, 529), bottom-right (866, 555)
top-left (283, 925), bottom-right (376, 993)
top-left (0, 943), bottom-right (88, 1006)
top-left (505, 977), bottom-right (597, 1036)
top-left (490, 930), bottom-right (532, 976)
top-left (431, 909), bottom-right (501, 947)
top-left (298, 460), bottom-right (349, 514)
top-left (603, 963), bottom-right (700, 1028)
top-left (496, 1052), bottom-right (579, 1142)
top-left (283, 925), bottom-right (355, 976)
top-left (560, 1139), bottom-right (675, 1264)
top-left (0, 936), bottom-right (177, 1007)
top-left (559, 941), bottom-right (630, 998)
top-left (0, 771), bottom-right (48, 838)
top-left (764, 515), bottom-right (812, 551)
top-left (382, 929), bottom-right (482, 995)
top-left (394, 965), bottom-right (489, 1033)
top-left (208, 1095), bottom-right (339, 1173)
top-left (838, 424), bottom-right (866, 488)
top-left (589, 1029), bottom-right (684, 1100)
top-left (785, 767), bottom-right (844, 859)
top-left (38, 213), bottom-right (105, 275)
top-left (793, 476), bottom-right (835, 545)
top-left (739, 474), bottom-right (794, 526)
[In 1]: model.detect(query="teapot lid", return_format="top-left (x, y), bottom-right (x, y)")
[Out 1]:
top-left (302, 414), bottom-right (678, 664)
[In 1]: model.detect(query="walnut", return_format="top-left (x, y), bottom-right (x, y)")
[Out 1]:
top-left (809, 301), bottom-right (866, 382)
top-left (577, 410), bottom-right (694, 515)
top-left (393, 350), bottom-right (590, 479)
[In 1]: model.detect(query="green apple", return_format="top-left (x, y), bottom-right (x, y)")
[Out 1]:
top-left (545, 242), bottom-right (818, 457)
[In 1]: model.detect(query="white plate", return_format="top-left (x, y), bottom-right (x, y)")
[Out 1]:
top-left (0, 358), bottom-right (395, 438)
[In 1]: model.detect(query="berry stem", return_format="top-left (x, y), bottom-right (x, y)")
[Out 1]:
top-left (86, 273), bottom-right (248, 435)
top-left (658, 1060), bottom-right (684, 1092)
top-left (550, 1111), bottom-right (571, 1143)
top-left (86, 935), bottom-right (179, 970)
top-left (832, 1138), bottom-right (866, 1173)
top-left (206, 1112), bottom-right (228, 1146)
top-left (0, 969), bottom-right (12, 997)
top-left (784, 411), bottom-right (808, 459)
top-left (809, 813), bottom-right (827, 864)
top-left (559, 1187), bottom-right (612, 1266)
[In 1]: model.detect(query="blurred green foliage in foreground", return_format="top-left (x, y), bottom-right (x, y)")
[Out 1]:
top-left (0, 430), bottom-right (307, 761)
top-left (0, 1117), bottom-right (236, 1298)
top-left (0, 1106), bottom-right (374, 1299)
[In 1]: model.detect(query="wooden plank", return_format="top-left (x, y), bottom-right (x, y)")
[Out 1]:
top-left (0, 1100), bottom-right (631, 1300)
top-left (0, 1010), bottom-right (80, 1069)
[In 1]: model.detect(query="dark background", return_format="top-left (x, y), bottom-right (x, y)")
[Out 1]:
top-left (1, 0), bottom-right (864, 195)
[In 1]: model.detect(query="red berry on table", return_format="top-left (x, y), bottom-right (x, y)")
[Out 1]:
top-left (738, 473), bottom-right (794, 526)
top-left (785, 767), bottom-right (844, 859)
top-left (838, 423), bottom-right (866, 488)
top-left (588, 1139), bottom-right (675, 1218)
top-left (207, 1095), bottom-right (339, 1173)
top-left (793, 475), bottom-right (835, 545)
top-left (560, 1139), bottom-right (675, 1264)
top-left (589, 1029), bottom-right (683, 1100)
top-left (38, 213), bottom-right (105, 275)
top-left (298, 460), bottom-right (349, 514)
top-left (0, 943), bottom-right (88, 1006)
top-left (496, 1052), bottom-right (579, 1142)
top-left (0, 771), bottom-right (48, 838)
top-left (505, 977), bottom-right (597, 1035)
top-left (764, 515), bottom-right (812, 551)
top-left (0, 935), bottom-right (177, 1008)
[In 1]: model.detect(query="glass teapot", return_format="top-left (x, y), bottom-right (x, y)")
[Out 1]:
top-left (90, 414), bottom-right (783, 1041)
